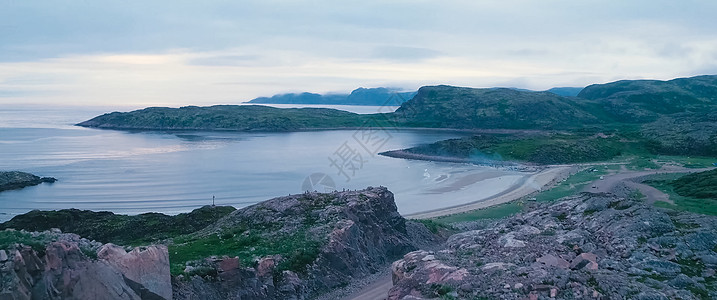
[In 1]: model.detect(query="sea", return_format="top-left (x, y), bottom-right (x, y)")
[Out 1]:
top-left (0, 104), bottom-right (525, 222)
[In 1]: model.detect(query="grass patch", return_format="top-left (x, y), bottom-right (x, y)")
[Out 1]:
top-left (626, 157), bottom-right (660, 170)
top-left (644, 178), bottom-right (717, 216)
top-left (628, 189), bottom-right (646, 201)
top-left (431, 201), bottom-right (523, 224)
top-left (654, 155), bottom-right (717, 169)
top-left (413, 219), bottom-right (454, 234)
top-left (0, 205), bottom-right (236, 246)
top-left (672, 169), bottom-right (717, 199)
top-left (169, 227), bottom-right (324, 276)
top-left (404, 133), bottom-right (626, 165)
top-left (0, 230), bottom-right (55, 253)
top-left (534, 166), bottom-right (609, 202)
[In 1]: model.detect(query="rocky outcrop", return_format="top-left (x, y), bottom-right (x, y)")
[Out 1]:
top-left (173, 187), bottom-right (437, 300)
top-left (0, 171), bottom-right (56, 192)
top-left (389, 192), bottom-right (717, 299)
top-left (0, 230), bottom-right (170, 300)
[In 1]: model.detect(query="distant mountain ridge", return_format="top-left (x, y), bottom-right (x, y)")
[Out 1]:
top-left (247, 86), bottom-right (583, 106)
top-left (248, 87), bottom-right (417, 106)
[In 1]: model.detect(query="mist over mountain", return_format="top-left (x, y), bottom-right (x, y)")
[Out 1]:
top-left (247, 87), bottom-right (416, 106)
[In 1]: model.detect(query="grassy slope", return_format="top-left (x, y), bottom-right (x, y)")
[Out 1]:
top-left (0, 205), bottom-right (236, 246)
top-left (644, 170), bottom-right (717, 216)
top-left (394, 86), bottom-right (600, 129)
top-left (392, 75), bottom-right (717, 165)
top-left (401, 133), bottom-right (628, 165)
top-left (77, 105), bottom-right (377, 131)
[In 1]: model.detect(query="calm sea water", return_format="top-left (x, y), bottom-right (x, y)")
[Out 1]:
top-left (0, 105), bottom-right (521, 221)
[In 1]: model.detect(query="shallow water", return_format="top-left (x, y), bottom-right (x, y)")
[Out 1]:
top-left (0, 105), bottom-right (523, 221)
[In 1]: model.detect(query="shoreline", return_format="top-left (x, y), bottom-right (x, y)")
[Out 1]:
top-left (75, 123), bottom-right (556, 135)
top-left (379, 149), bottom-right (545, 172)
top-left (405, 165), bottom-right (574, 219)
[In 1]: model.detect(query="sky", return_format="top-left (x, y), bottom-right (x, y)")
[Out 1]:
top-left (1, 0), bottom-right (717, 107)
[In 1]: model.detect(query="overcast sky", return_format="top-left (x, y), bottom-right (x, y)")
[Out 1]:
top-left (1, 0), bottom-right (716, 106)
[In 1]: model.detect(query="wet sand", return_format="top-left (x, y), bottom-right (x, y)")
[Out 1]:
top-left (405, 166), bottom-right (573, 219)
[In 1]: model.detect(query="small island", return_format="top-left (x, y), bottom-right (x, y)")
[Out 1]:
top-left (0, 171), bottom-right (57, 192)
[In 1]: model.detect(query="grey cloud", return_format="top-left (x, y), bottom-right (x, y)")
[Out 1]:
top-left (655, 43), bottom-right (694, 58)
top-left (187, 55), bottom-right (263, 67)
top-left (372, 46), bottom-right (441, 61)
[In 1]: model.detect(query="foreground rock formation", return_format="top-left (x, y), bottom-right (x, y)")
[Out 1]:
top-left (0, 231), bottom-right (171, 299)
top-left (390, 193), bottom-right (717, 299)
top-left (173, 186), bottom-right (439, 299)
top-left (0, 171), bottom-right (56, 192)
top-left (1, 187), bottom-right (440, 300)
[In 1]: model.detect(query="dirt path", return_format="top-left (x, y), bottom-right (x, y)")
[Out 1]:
top-left (582, 167), bottom-right (713, 204)
top-left (623, 181), bottom-right (673, 205)
top-left (343, 274), bottom-right (392, 300)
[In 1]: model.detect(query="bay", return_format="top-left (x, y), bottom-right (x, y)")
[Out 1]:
top-left (0, 105), bottom-right (523, 221)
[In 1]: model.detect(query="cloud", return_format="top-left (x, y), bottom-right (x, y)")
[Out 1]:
top-left (1, 1), bottom-right (717, 106)
top-left (372, 46), bottom-right (441, 62)
top-left (187, 55), bottom-right (263, 67)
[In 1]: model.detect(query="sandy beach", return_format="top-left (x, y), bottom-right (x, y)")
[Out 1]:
top-left (404, 165), bottom-right (574, 219)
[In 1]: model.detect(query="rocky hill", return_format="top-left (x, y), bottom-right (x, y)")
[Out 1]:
top-left (389, 192), bottom-right (717, 299)
top-left (171, 187), bottom-right (441, 299)
top-left (0, 171), bottom-right (56, 192)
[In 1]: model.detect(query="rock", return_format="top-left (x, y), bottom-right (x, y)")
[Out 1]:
top-left (570, 252), bottom-right (598, 270)
top-left (0, 232), bottom-right (171, 300)
top-left (0, 249), bottom-right (7, 262)
top-left (388, 193), bottom-right (717, 299)
top-left (481, 262), bottom-right (515, 271)
top-left (0, 171), bottom-right (57, 192)
top-left (499, 232), bottom-right (526, 248)
top-left (98, 244), bottom-right (172, 300)
top-left (536, 254), bottom-right (569, 269)
top-left (635, 291), bottom-right (669, 300)
top-left (699, 254), bottom-right (717, 267)
top-left (174, 187), bottom-right (442, 300)
top-left (0, 230), bottom-right (172, 300)
top-left (256, 256), bottom-right (277, 278)
top-left (668, 274), bottom-right (694, 288)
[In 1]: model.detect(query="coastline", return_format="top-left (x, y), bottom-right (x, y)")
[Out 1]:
top-left (379, 149), bottom-right (545, 172)
top-left (404, 165), bottom-right (573, 219)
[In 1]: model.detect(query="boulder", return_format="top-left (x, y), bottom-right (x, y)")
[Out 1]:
top-left (98, 243), bottom-right (172, 300)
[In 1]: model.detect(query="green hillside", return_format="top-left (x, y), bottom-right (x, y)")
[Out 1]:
top-left (394, 86), bottom-right (600, 129)
top-left (672, 168), bottom-right (717, 199)
top-left (78, 105), bottom-right (373, 131)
